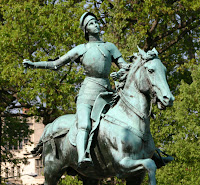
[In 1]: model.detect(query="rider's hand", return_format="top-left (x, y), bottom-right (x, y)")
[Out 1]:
top-left (117, 68), bottom-right (126, 76)
top-left (23, 59), bottom-right (34, 68)
top-left (110, 72), bottom-right (119, 81)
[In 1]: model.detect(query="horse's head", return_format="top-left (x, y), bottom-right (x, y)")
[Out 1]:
top-left (131, 47), bottom-right (175, 109)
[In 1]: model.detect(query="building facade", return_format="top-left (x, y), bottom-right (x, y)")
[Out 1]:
top-left (2, 117), bottom-right (45, 185)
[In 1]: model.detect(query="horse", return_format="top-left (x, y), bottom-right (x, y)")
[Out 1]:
top-left (34, 47), bottom-right (174, 185)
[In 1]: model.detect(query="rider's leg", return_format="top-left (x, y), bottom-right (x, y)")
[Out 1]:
top-left (76, 103), bottom-right (92, 164)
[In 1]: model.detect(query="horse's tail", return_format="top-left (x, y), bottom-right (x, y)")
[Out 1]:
top-left (31, 141), bottom-right (43, 156)
top-left (31, 122), bottom-right (52, 157)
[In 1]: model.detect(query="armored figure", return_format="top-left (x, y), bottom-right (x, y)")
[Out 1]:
top-left (23, 12), bottom-right (127, 167)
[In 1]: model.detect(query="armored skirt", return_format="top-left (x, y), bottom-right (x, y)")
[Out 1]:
top-left (76, 76), bottom-right (112, 106)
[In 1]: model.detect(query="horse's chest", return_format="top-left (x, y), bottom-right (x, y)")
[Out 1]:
top-left (119, 128), bottom-right (143, 154)
top-left (101, 123), bottom-right (143, 156)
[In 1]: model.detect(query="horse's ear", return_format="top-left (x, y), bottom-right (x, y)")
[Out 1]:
top-left (137, 46), bottom-right (146, 57)
top-left (152, 48), bottom-right (158, 56)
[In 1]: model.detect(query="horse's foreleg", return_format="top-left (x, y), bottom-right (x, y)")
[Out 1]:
top-left (44, 159), bottom-right (66, 185)
top-left (79, 174), bottom-right (100, 185)
top-left (126, 171), bottom-right (146, 185)
top-left (119, 157), bottom-right (157, 185)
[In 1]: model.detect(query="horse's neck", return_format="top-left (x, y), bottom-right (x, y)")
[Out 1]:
top-left (108, 63), bottom-right (151, 133)
top-left (122, 81), bottom-right (150, 119)
top-left (122, 63), bottom-right (150, 117)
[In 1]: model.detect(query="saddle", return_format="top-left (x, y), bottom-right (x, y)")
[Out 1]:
top-left (33, 92), bottom-right (113, 158)
top-left (68, 92), bottom-right (113, 149)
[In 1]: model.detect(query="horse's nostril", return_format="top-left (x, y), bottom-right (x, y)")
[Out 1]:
top-left (163, 96), bottom-right (169, 100)
top-left (163, 95), bottom-right (174, 105)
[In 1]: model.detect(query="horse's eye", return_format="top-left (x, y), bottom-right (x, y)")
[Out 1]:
top-left (148, 69), bottom-right (154, 73)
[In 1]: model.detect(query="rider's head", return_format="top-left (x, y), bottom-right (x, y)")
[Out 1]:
top-left (80, 12), bottom-right (98, 41)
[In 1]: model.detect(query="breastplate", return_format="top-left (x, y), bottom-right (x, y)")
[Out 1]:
top-left (82, 43), bottom-right (112, 78)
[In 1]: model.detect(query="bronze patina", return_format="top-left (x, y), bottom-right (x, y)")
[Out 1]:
top-left (23, 12), bottom-right (174, 185)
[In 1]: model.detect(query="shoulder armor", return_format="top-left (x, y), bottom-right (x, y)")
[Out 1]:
top-left (104, 42), bottom-right (122, 59)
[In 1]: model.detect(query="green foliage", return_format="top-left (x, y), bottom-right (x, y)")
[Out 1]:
top-left (58, 176), bottom-right (126, 185)
top-left (100, 177), bottom-right (126, 185)
top-left (90, 0), bottom-right (200, 91)
top-left (0, 0), bottom-right (86, 124)
top-left (0, 0), bottom-right (199, 184)
top-left (0, 0), bottom-right (86, 172)
top-left (58, 175), bottom-right (82, 185)
top-left (1, 117), bottom-right (33, 164)
top-left (150, 63), bottom-right (200, 184)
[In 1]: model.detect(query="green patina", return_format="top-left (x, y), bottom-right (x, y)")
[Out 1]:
top-left (23, 12), bottom-right (175, 185)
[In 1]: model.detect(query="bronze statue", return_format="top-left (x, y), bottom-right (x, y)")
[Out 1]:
top-left (23, 12), bottom-right (174, 185)
top-left (23, 12), bottom-right (128, 168)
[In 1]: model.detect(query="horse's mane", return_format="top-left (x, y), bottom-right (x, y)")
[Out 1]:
top-left (110, 49), bottom-right (159, 106)
top-left (115, 63), bottom-right (132, 89)
top-left (110, 62), bottom-right (132, 106)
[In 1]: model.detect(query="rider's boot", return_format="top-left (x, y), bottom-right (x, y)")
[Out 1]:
top-left (76, 129), bottom-right (93, 168)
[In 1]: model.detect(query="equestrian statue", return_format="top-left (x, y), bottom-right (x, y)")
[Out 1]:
top-left (23, 12), bottom-right (175, 185)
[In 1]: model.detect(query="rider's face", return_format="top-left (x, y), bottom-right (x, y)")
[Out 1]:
top-left (86, 19), bottom-right (100, 35)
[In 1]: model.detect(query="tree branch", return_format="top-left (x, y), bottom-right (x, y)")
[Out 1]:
top-left (59, 63), bottom-right (73, 84)
top-left (159, 19), bottom-right (200, 54)
top-left (150, 17), bottom-right (159, 33)
top-left (154, 16), bottom-right (198, 43)
top-left (101, 0), bottom-right (114, 8)
top-left (7, 104), bottom-right (32, 110)
top-left (159, 28), bottom-right (188, 54)
top-left (143, 17), bottom-right (159, 51)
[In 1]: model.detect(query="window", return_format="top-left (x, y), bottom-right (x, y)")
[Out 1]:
top-left (19, 141), bottom-right (23, 149)
top-left (24, 138), bottom-right (28, 144)
top-left (9, 144), bottom-right (13, 150)
top-left (14, 144), bottom-right (18, 150)
top-left (35, 159), bottom-right (43, 176)
top-left (11, 166), bottom-right (14, 177)
top-left (5, 168), bottom-right (8, 178)
top-left (9, 139), bottom-right (24, 150)
top-left (17, 166), bottom-right (20, 177)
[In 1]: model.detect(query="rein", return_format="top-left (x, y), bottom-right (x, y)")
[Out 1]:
top-left (118, 90), bottom-right (145, 120)
top-left (102, 114), bottom-right (149, 141)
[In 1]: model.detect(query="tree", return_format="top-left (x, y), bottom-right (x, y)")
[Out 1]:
top-left (0, 117), bottom-right (33, 180)
top-left (0, 0), bottom-right (87, 124)
top-left (1, 0), bottom-right (200, 184)
top-left (89, 0), bottom-right (200, 89)
top-left (150, 62), bottom-right (200, 184)
top-left (0, 0), bottom-right (86, 182)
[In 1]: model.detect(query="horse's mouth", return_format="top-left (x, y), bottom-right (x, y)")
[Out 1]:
top-left (152, 96), bottom-right (166, 110)
top-left (157, 100), bottom-right (166, 110)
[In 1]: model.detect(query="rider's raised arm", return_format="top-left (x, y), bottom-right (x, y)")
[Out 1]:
top-left (23, 45), bottom-right (84, 70)
top-left (35, 46), bottom-right (83, 70)
top-left (33, 53), bottom-right (70, 70)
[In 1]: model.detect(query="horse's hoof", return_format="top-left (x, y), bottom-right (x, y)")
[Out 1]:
top-left (78, 158), bottom-right (93, 169)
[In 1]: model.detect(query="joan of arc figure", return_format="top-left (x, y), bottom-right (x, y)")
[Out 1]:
top-left (23, 12), bottom-right (128, 167)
